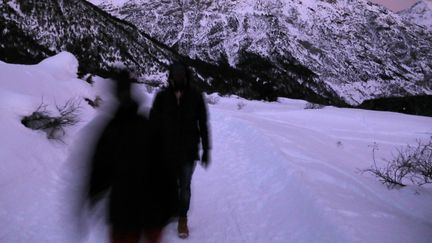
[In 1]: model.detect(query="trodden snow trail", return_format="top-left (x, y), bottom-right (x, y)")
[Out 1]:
top-left (184, 104), bottom-right (432, 243)
top-left (164, 107), bottom-right (350, 243)
top-left (81, 101), bottom-right (432, 243)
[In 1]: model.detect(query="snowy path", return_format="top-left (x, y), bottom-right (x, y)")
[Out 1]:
top-left (161, 104), bottom-right (432, 243)
top-left (162, 108), bottom-right (343, 243)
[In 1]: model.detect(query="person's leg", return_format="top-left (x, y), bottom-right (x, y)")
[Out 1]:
top-left (178, 161), bottom-right (196, 217)
top-left (177, 161), bottom-right (196, 238)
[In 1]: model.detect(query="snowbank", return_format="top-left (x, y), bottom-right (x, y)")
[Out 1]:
top-left (0, 52), bottom-right (96, 242)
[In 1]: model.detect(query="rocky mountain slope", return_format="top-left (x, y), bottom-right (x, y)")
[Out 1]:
top-left (1, 0), bottom-right (340, 104)
top-left (0, 0), bottom-right (177, 82)
top-left (93, 0), bottom-right (432, 105)
top-left (399, 0), bottom-right (432, 31)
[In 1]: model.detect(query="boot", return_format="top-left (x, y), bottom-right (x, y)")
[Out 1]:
top-left (177, 217), bottom-right (189, 239)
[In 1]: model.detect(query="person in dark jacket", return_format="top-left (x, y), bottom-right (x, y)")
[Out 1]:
top-left (150, 62), bottom-right (211, 239)
top-left (87, 68), bottom-right (178, 243)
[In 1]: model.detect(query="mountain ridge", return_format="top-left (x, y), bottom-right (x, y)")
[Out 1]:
top-left (399, 0), bottom-right (432, 31)
top-left (94, 0), bottom-right (432, 105)
top-left (0, 0), bottom-right (174, 80)
top-left (1, 0), bottom-right (431, 106)
top-left (1, 0), bottom-right (344, 105)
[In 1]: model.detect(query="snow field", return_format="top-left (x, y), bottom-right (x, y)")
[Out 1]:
top-left (0, 53), bottom-right (431, 243)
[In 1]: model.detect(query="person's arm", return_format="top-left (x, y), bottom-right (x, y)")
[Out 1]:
top-left (197, 92), bottom-right (211, 167)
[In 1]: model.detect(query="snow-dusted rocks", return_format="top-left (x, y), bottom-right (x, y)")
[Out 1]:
top-left (0, 0), bottom-right (173, 82)
top-left (399, 0), bottom-right (432, 31)
top-left (2, 0), bottom-right (432, 106)
top-left (95, 0), bottom-right (432, 105)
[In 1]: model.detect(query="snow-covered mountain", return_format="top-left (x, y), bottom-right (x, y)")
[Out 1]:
top-left (0, 0), bottom-right (177, 82)
top-left (2, 0), bottom-right (432, 106)
top-left (0, 0), bottom-right (343, 105)
top-left (93, 0), bottom-right (432, 105)
top-left (399, 0), bottom-right (432, 31)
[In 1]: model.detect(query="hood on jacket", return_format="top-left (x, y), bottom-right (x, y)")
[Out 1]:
top-left (168, 62), bottom-right (191, 91)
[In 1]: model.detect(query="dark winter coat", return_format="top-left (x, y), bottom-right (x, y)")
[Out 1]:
top-left (88, 100), bottom-right (178, 229)
top-left (150, 86), bottom-right (210, 167)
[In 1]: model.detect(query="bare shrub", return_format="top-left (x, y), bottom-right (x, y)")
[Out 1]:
top-left (363, 139), bottom-right (432, 188)
top-left (85, 96), bottom-right (102, 108)
top-left (21, 98), bottom-right (81, 140)
top-left (304, 102), bottom-right (325, 109)
top-left (147, 80), bottom-right (163, 87)
top-left (81, 74), bottom-right (94, 84)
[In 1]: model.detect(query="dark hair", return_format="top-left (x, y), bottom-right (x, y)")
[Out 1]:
top-left (167, 62), bottom-right (192, 87)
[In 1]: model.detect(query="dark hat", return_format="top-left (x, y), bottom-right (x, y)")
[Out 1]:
top-left (168, 62), bottom-right (189, 91)
top-left (169, 62), bottom-right (187, 76)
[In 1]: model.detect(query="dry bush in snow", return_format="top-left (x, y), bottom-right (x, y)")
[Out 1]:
top-left (22, 98), bottom-right (81, 140)
top-left (363, 138), bottom-right (432, 188)
top-left (304, 102), bottom-right (325, 109)
top-left (237, 101), bottom-right (246, 110)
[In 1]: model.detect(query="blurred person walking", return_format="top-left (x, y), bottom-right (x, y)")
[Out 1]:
top-left (87, 68), bottom-right (177, 243)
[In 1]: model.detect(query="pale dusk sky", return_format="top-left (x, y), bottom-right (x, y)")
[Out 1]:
top-left (369, 0), bottom-right (419, 12)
